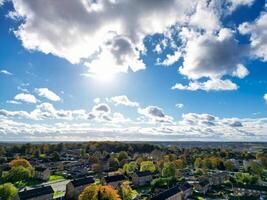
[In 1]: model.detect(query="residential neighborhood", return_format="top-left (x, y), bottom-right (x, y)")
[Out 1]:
top-left (0, 142), bottom-right (266, 200)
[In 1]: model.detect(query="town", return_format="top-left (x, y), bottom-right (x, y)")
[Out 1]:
top-left (0, 142), bottom-right (266, 200)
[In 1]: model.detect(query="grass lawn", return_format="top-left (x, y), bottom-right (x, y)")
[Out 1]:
top-left (49, 175), bottom-right (65, 181)
top-left (54, 191), bottom-right (65, 198)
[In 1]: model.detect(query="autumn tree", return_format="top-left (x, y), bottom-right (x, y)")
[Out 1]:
top-left (10, 158), bottom-right (32, 169)
top-left (79, 185), bottom-right (121, 200)
top-left (173, 159), bottom-right (185, 169)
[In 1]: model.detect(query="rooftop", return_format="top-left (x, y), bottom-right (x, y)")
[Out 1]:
top-left (19, 186), bottom-right (54, 200)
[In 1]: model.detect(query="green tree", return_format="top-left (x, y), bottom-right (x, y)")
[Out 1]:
top-left (79, 184), bottom-right (121, 200)
top-left (247, 161), bottom-right (263, 175)
top-left (109, 158), bottom-right (120, 169)
top-left (162, 162), bottom-right (176, 177)
top-left (224, 160), bottom-right (235, 171)
top-left (119, 181), bottom-right (138, 200)
top-left (118, 151), bottom-right (128, 161)
top-left (194, 158), bottom-right (202, 169)
top-left (52, 151), bottom-right (60, 161)
top-left (0, 183), bottom-right (18, 200)
top-left (140, 161), bottom-right (156, 173)
top-left (123, 162), bottom-right (137, 175)
top-left (4, 166), bottom-right (32, 183)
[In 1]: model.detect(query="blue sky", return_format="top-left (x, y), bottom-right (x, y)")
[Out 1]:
top-left (0, 0), bottom-right (267, 141)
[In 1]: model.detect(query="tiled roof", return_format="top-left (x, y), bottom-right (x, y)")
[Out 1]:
top-left (71, 177), bottom-right (95, 187)
top-left (179, 182), bottom-right (192, 191)
top-left (19, 186), bottom-right (54, 200)
top-left (104, 174), bottom-right (126, 183)
top-left (151, 185), bottom-right (181, 200)
top-left (136, 171), bottom-right (152, 177)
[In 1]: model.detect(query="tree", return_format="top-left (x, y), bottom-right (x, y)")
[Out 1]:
top-left (79, 185), bottom-right (121, 200)
top-left (119, 182), bottom-right (138, 200)
top-left (10, 158), bottom-right (32, 169)
top-left (224, 160), bottom-right (235, 171)
top-left (118, 151), bottom-right (128, 161)
top-left (173, 159), bottom-right (185, 169)
top-left (0, 183), bottom-right (18, 200)
top-left (123, 162), bottom-right (137, 175)
top-left (52, 151), bottom-right (60, 161)
top-left (162, 162), bottom-right (176, 177)
top-left (109, 158), bottom-right (119, 170)
top-left (4, 166), bottom-right (32, 183)
top-left (92, 163), bottom-right (101, 173)
top-left (247, 160), bottom-right (263, 175)
top-left (140, 161), bottom-right (156, 173)
top-left (194, 158), bottom-right (202, 169)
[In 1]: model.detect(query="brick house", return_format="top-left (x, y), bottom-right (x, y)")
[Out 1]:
top-left (179, 182), bottom-right (192, 199)
top-left (132, 171), bottom-right (153, 186)
top-left (194, 180), bottom-right (210, 194)
top-left (65, 176), bottom-right (95, 200)
top-left (34, 167), bottom-right (50, 181)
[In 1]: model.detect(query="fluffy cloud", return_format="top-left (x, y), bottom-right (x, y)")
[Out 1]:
top-left (0, 102), bottom-right (87, 120)
top-left (157, 50), bottom-right (182, 66)
top-left (1, 112), bottom-right (267, 141)
top-left (0, 70), bottom-right (13, 75)
top-left (109, 95), bottom-right (139, 107)
top-left (11, 0), bottom-right (194, 76)
top-left (179, 28), bottom-right (248, 80)
top-left (14, 93), bottom-right (37, 104)
top-left (138, 106), bottom-right (173, 123)
top-left (239, 12), bottom-right (267, 61)
top-left (176, 103), bottom-right (184, 109)
top-left (35, 88), bottom-right (61, 101)
top-left (92, 103), bottom-right (110, 113)
top-left (171, 79), bottom-right (238, 91)
top-left (226, 0), bottom-right (255, 12)
top-left (264, 94), bottom-right (267, 104)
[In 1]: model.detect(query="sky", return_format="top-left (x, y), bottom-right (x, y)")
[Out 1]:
top-left (0, 0), bottom-right (267, 141)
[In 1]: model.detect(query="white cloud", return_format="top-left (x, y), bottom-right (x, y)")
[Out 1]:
top-left (157, 50), bottom-right (181, 66)
top-left (6, 100), bottom-right (21, 104)
top-left (138, 106), bottom-right (173, 123)
top-left (226, 0), bottom-right (255, 12)
top-left (14, 93), bottom-right (37, 104)
top-left (239, 12), bottom-right (267, 61)
top-left (11, 0), bottom-right (195, 76)
top-left (35, 88), bottom-right (61, 101)
top-left (172, 79), bottom-right (238, 91)
top-left (179, 28), bottom-right (248, 80)
top-left (0, 70), bottom-right (13, 75)
top-left (110, 95), bottom-right (139, 107)
top-left (264, 94), bottom-right (267, 104)
top-left (176, 103), bottom-right (184, 109)
top-left (93, 98), bottom-right (101, 104)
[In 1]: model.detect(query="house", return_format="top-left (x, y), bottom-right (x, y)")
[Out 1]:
top-left (132, 171), bottom-right (153, 186)
top-left (17, 186), bottom-right (54, 200)
top-left (151, 185), bottom-right (183, 200)
top-left (65, 176), bottom-right (95, 200)
top-left (179, 182), bottom-right (192, 199)
top-left (194, 180), bottom-right (210, 194)
top-left (103, 174), bottom-right (126, 188)
top-left (34, 166), bottom-right (50, 181)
